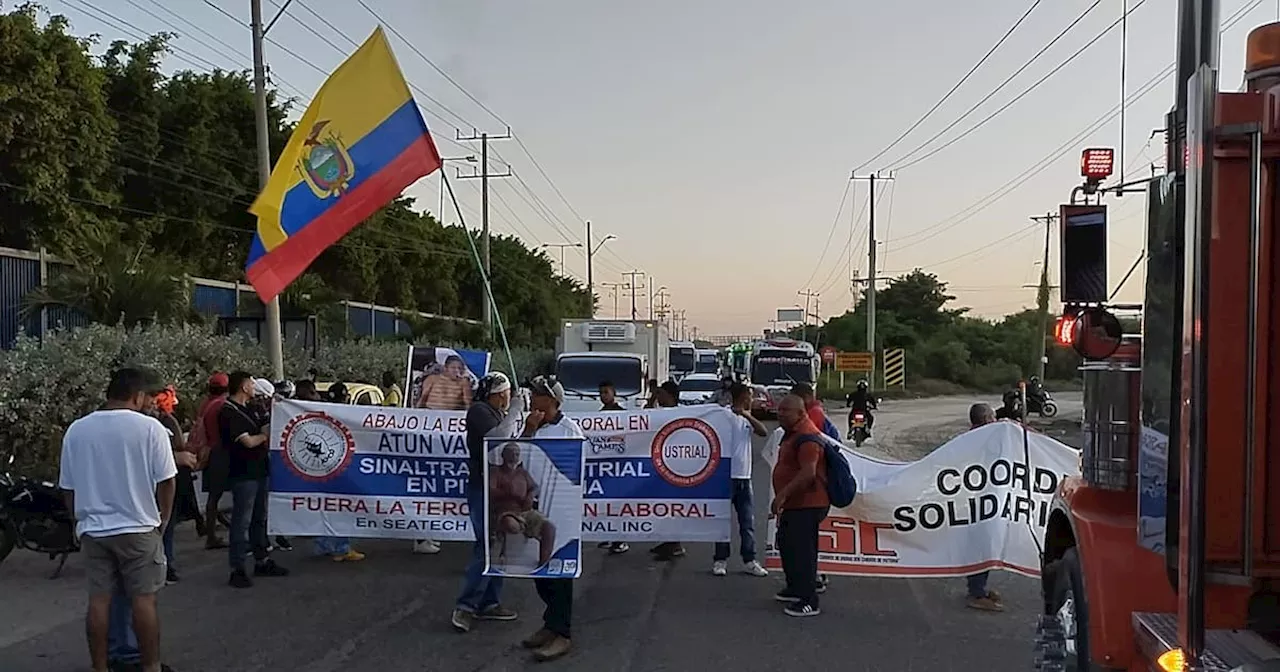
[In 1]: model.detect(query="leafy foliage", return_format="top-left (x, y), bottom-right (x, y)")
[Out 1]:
top-left (812, 270), bottom-right (1081, 391)
top-left (1, 7), bottom-right (588, 348)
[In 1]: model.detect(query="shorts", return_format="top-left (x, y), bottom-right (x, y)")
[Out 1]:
top-left (81, 529), bottom-right (166, 597)
top-left (203, 447), bottom-right (229, 494)
top-left (497, 509), bottom-right (548, 540)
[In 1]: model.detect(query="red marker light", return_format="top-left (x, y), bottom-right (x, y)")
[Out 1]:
top-left (1080, 148), bottom-right (1115, 180)
top-left (1054, 315), bottom-right (1078, 347)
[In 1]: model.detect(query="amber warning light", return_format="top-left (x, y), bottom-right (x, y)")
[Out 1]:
top-left (1080, 148), bottom-right (1114, 181)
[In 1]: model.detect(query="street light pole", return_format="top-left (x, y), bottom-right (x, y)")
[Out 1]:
top-left (438, 156), bottom-right (477, 224)
top-left (539, 242), bottom-right (582, 276)
top-left (585, 220), bottom-right (616, 318)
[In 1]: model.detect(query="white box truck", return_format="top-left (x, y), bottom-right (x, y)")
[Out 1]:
top-left (554, 319), bottom-right (670, 413)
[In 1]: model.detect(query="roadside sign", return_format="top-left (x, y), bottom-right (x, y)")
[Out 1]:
top-left (884, 348), bottom-right (906, 388)
top-left (835, 351), bottom-right (873, 372)
top-left (819, 346), bottom-right (837, 364)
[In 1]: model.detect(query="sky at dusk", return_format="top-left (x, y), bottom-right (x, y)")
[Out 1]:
top-left (60, 0), bottom-right (1275, 336)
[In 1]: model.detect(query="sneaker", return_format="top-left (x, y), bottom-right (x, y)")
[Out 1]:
top-left (332, 550), bottom-right (365, 562)
top-left (774, 590), bottom-right (801, 603)
top-left (204, 536), bottom-right (228, 550)
top-left (477, 604), bottom-right (518, 621)
top-left (274, 536), bottom-right (294, 551)
top-left (532, 635), bottom-right (572, 662)
top-left (743, 560), bottom-right (769, 577)
top-left (165, 567), bottom-right (179, 585)
top-left (712, 561), bottom-right (728, 576)
top-left (108, 660), bottom-right (142, 672)
top-left (815, 582), bottom-right (827, 594)
top-left (228, 570), bottom-right (252, 589)
top-left (670, 545), bottom-right (686, 557)
top-left (966, 595), bottom-right (1005, 612)
top-left (784, 601), bottom-right (821, 617)
top-left (253, 559), bottom-right (289, 577)
top-left (450, 608), bottom-right (475, 633)
top-left (522, 627), bottom-right (556, 649)
top-left (597, 542), bottom-right (612, 549)
top-left (608, 542), bottom-right (630, 554)
top-left (413, 539), bottom-right (442, 555)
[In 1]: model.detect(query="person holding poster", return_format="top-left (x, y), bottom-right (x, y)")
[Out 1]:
top-left (515, 376), bottom-right (586, 663)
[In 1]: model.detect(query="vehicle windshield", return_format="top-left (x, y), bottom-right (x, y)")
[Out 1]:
top-left (695, 354), bottom-right (718, 374)
top-left (555, 357), bottom-right (642, 397)
top-left (751, 349), bottom-right (813, 385)
top-left (670, 347), bottom-right (696, 373)
top-left (679, 378), bottom-right (721, 393)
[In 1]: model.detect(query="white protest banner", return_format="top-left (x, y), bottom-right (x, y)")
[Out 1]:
top-left (267, 401), bottom-right (735, 543)
top-left (764, 421), bottom-right (1079, 578)
top-left (484, 438), bottom-right (585, 579)
top-left (267, 399), bottom-right (475, 541)
top-left (575, 406), bottom-right (735, 543)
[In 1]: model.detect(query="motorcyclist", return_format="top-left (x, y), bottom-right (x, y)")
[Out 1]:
top-left (995, 389), bottom-right (1022, 421)
top-left (1026, 375), bottom-right (1045, 401)
top-left (846, 379), bottom-right (877, 432)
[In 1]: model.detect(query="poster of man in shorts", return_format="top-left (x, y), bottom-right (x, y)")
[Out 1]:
top-left (483, 439), bottom-right (584, 579)
top-left (403, 345), bottom-right (491, 409)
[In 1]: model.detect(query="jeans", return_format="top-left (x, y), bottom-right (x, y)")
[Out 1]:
top-left (455, 486), bottom-right (503, 613)
top-left (967, 571), bottom-right (990, 598)
top-left (778, 507), bottom-right (827, 606)
top-left (314, 537), bottom-right (351, 555)
top-left (535, 578), bottom-right (573, 638)
top-left (228, 477), bottom-right (269, 572)
top-left (107, 584), bottom-right (139, 664)
top-left (713, 479), bottom-right (757, 563)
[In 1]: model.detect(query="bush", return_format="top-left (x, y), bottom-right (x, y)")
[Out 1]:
top-left (0, 324), bottom-right (553, 478)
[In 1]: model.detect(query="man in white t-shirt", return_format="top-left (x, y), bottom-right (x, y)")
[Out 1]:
top-left (59, 367), bottom-right (178, 672)
top-left (712, 382), bottom-right (770, 577)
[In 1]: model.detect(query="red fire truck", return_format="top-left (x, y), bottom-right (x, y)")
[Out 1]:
top-left (1034, 4), bottom-right (1280, 671)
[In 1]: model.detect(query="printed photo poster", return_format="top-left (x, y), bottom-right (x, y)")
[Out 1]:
top-left (483, 437), bottom-right (585, 579)
top-left (404, 345), bottom-right (491, 410)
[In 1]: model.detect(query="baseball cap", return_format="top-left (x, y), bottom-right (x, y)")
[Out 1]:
top-left (529, 375), bottom-right (564, 404)
top-left (252, 378), bottom-right (276, 397)
top-left (481, 371), bottom-right (511, 396)
top-left (208, 371), bottom-right (229, 388)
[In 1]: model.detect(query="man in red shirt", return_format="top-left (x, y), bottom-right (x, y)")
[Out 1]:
top-left (770, 394), bottom-right (828, 617)
top-left (197, 372), bottom-right (230, 549)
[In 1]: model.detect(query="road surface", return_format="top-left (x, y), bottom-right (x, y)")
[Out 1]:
top-left (1, 392), bottom-right (1083, 671)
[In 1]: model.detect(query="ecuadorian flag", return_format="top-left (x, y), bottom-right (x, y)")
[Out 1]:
top-left (246, 27), bottom-right (442, 302)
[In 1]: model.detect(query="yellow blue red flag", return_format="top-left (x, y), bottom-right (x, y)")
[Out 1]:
top-left (246, 27), bottom-right (442, 302)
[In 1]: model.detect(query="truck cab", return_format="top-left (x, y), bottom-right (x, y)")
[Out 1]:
top-left (747, 339), bottom-right (818, 418)
top-left (668, 340), bottom-right (696, 382)
top-left (694, 348), bottom-right (720, 375)
top-left (554, 351), bottom-right (648, 413)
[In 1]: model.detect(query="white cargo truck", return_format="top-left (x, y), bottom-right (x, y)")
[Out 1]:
top-left (554, 319), bottom-right (670, 413)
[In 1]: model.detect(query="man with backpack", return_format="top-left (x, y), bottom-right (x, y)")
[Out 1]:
top-left (770, 395), bottom-right (831, 618)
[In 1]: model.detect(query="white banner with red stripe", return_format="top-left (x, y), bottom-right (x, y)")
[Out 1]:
top-left (762, 421), bottom-right (1080, 578)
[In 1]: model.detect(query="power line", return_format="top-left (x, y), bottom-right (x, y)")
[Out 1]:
top-left (799, 179), bottom-right (852, 290)
top-left (880, 0), bottom-right (1110, 171)
top-left (887, 0), bottom-right (1147, 172)
top-left (853, 0), bottom-right (1044, 173)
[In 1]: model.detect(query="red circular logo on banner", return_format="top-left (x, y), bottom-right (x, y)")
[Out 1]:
top-left (650, 417), bottom-right (721, 487)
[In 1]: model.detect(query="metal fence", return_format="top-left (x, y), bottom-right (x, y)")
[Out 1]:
top-left (0, 246), bottom-right (478, 349)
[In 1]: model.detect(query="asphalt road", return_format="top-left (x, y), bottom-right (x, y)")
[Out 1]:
top-left (1, 393), bottom-right (1083, 671)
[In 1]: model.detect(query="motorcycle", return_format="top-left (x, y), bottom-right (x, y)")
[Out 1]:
top-left (1026, 389), bottom-right (1058, 418)
top-left (0, 454), bottom-right (79, 578)
top-left (849, 411), bottom-right (870, 448)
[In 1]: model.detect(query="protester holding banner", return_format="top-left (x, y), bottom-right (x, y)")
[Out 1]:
top-left (594, 382), bottom-right (630, 556)
top-left (517, 376), bottom-right (584, 663)
top-left (220, 372), bottom-right (289, 588)
top-left (713, 383), bottom-right (771, 578)
top-left (451, 372), bottom-right (519, 633)
top-left (649, 381), bottom-right (687, 561)
top-left (771, 395), bottom-right (828, 617)
top-left (963, 403), bottom-right (1004, 612)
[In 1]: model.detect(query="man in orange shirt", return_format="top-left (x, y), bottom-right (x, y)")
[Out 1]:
top-left (770, 394), bottom-right (828, 617)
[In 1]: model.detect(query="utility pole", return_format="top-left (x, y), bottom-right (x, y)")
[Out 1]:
top-left (850, 171), bottom-right (895, 367)
top-left (649, 284), bottom-right (665, 321)
top-left (653, 287), bottom-right (671, 323)
top-left (797, 289), bottom-right (819, 343)
top-left (622, 270), bottom-right (645, 320)
top-left (540, 242), bottom-right (581, 276)
top-left (1031, 212), bottom-right (1059, 380)
top-left (455, 128), bottom-right (513, 336)
top-left (601, 282), bottom-right (624, 319)
top-left (250, 0), bottom-right (285, 381)
top-left (585, 221), bottom-right (616, 318)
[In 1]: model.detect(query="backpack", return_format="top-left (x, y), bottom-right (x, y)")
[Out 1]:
top-left (800, 433), bottom-right (857, 508)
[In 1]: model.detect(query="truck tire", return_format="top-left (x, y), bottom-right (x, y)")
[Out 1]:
top-left (1045, 547), bottom-right (1090, 670)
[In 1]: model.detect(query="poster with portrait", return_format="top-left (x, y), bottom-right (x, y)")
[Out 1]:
top-left (483, 437), bottom-right (585, 579)
top-left (403, 345), bottom-right (491, 410)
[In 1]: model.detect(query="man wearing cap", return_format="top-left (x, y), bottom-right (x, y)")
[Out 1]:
top-left (518, 375), bottom-right (585, 662)
top-left (59, 367), bottom-right (177, 672)
top-left (451, 372), bottom-right (520, 634)
top-left (219, 371), bottom-right (288, 588)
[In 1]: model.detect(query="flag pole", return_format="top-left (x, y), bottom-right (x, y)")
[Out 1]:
top-left (251, 0), bottom-right (285, 381)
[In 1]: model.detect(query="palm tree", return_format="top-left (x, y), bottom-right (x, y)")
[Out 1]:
top-left (20, 235), bottom-right (191, 328)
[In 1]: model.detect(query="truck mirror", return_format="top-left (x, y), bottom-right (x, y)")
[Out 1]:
top-left (1071, 307), bottom-right (1122, 360)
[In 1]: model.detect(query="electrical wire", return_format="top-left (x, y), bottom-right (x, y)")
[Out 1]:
top-left (853, 0), bottom-right (1044, 173)
top-left (799, 180), bottom-right (853, 291)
